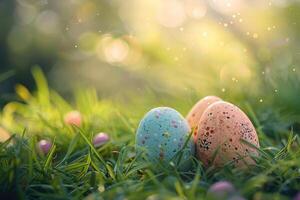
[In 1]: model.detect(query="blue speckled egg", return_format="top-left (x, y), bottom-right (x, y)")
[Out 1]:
top-left (136, 107), bottom-right (194, 168)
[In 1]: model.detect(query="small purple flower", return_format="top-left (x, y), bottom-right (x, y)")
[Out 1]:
top-left (93, 133), bottom-right (109, 148)
top-left (38, 139), bottom-right (52, 154)
top-left (294, 192), bottom-right (300, 200)
top-left (208, 181), bottom-right (236, 198)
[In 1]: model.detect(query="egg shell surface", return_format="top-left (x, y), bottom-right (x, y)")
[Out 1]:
top-left (93, 132), bottom-right (110, 147)
top-left (196, 101), bottom-right (259, 167)
top-left (207, 181), bottom-right (236, 199)
top-left (186, 96), bottom-right (222, 141)
top-left (38, 139), bottom-right (52, 155)
top-left (136, 107), bottom-right (194, 167)
top-left (64, 111), bottom-right (82, 126)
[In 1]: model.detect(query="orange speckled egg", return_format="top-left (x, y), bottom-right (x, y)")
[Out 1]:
top-left (196, 101), bottom-right (259, 168)
top-left (186, 96), bottom-right (222, 141)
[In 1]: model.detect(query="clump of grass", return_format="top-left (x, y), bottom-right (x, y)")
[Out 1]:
top-left (0, 68), bottom-right (299, 199)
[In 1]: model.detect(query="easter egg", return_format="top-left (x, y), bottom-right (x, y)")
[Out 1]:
top-left (186, 96), bottom-right (222, 141)
top-left (196, 101), bottom-right (259, 167)
top-left (136, 107), bottom-right (194, 168)
top-left (207, 181), bottom-right (236, 199)
top-left (93, 132), bottom-right (109, 148)
top-left (294, 193), bottom-right (300, 200)
top-left (37, 139), bottom-right (52, 155)
top-left (0, 127), bottom-right (11, 143)
top-left (64, 111), bottom-right (82, 126)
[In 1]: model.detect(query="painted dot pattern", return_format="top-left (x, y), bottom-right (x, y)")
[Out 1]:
top-left (136, 107), bottom-right (194, 165)
top-left (196, 101), bottom-right (259, 167)
top-left (186, 96), bottom-right (221, 142)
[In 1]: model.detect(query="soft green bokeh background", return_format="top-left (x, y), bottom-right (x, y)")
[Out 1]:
top-left (0, 0), bottom-right (300, 119)
top-left (0, 1), bottom-right (300, 199)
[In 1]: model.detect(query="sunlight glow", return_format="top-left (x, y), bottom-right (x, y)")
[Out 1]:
top-left (185, 0), bottom-right (207, 19)
top-left (208, 0), bottom-right (244, 14)
top-left (99, 36), bottom-right (130, 64)
top-left (157, 0), bottom-right (186, 28)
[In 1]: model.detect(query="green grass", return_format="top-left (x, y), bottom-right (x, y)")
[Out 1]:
top-left (0, 68), bottom-right (300, 200)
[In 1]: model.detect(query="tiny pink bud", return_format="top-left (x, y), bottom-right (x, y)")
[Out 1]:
top-left (208, 181), bottom-right (235, 198)
top-left (38, 139), bottom-right (52, 154)
top-left (0, 127), bottom-right (11, 143)
top-left (64, 111), bottom-right (82, 126)
top-left (294, 193), bottom-right (300, 200)
top-left (93, 132), bottom-right (109, 148)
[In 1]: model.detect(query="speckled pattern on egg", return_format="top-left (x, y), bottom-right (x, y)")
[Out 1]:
top-left (196, 101), bottom-right (259, 167)
top-left (186, 96), bottom-right (221, 141)
top-left (136, 107), bottom-right (194, 166)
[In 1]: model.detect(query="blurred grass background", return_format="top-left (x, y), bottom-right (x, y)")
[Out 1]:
top-left (1, 1), bottom-right (300, 199)
top-left (0, 0), bottom-right (300, 122)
